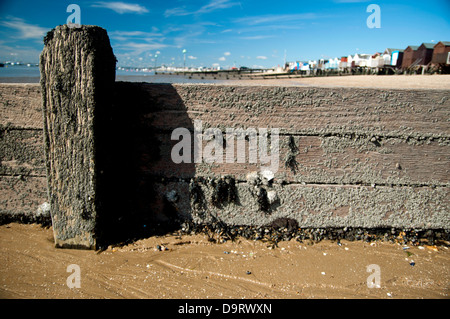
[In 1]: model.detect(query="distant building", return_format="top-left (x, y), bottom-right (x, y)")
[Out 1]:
top-left (339, 56), bottom-right (348, 70)
top-left (325, 57), bottom-right (339, 70)
top-left (431, 41), bottom-right (450, 66)
top-left (318, 59), bottom-right (328, 70)
top-left (391, 49), bottom-right (404, 68)
top-left (351, 54), bottom-right (359, 66)
top-left (308, 60), bottom-right (317, 69)
top-left (288, 61), bottom-right (298, 71)
top-left (401, 45), bottom-right (419, 69)
top-left (354, 54), bottom-right (371, 67)
top-left (383, 48), bottom-right (403, 67)
top-left (415, 43), bottom-right (435, 66)
top-left (288, 61), bottom-right (311, 72)
top-left (347, 55), bottom-right (355, 68)
top-left (299, 62), bottom-right (310, 71)
top-left (369, 52), bottom-right (384, 68)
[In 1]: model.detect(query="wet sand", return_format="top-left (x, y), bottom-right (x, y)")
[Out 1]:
top-left (0, 223), bottom-right (448, 299)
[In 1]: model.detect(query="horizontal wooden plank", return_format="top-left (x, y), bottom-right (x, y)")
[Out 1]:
top-left (153, 181), bottom-right (450, 229)
top-left (0, 84), bottom-right (42, 129)
top-left (2, 83), bottom-right (449, 138)
top-left (0, 129), bottom-right (45, 176)
top-left (0, 176), bottom-right (47, 216)
top-left (3, 173), bottom-right (445, 229)
top-left (123, 84), bottom-right (450, 138)
top-left (2, 123), bottom-right (445, 186)
top-left (141, 133), bottom-right (449, 186)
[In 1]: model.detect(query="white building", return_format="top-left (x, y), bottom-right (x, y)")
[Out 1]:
top-left (347, 55), bottom-right (354, 68)
top-left (369, 53), bottom-right (384, 68)
top-left (354, 54), bottom-right (372, 67)
top-left (325, 57), bottom-right (340, 69)
top-left (308, 60), bottom-right (318, 69)
top-left (383, 48), bottom-right (404, 67)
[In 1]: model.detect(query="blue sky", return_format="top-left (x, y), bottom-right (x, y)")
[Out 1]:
top-left (0, 0), bottom-right (449, 68)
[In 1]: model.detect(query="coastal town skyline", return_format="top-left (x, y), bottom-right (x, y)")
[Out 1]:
top-left (0, 0), bottom-right (449, 69)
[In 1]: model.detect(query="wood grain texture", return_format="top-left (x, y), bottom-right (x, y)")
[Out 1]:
top-left (0, 176), bottom-right (47, 218)
top-left (40, 25), bottom-right (116, 249)
top-left (146, 133), bottom-right (449, 186)
top-left (139, 84), bottom-right (450, 139)
top-left (0, 128), bottom-right (45, 177)
top-left (154, 180), bottom-right (449, 229)
top-left (0, 84), bottom-right (42, 129)
top-left (1, 80), bottom-right (449, 231)
top-left (112, 83), bottom-right (450, 229)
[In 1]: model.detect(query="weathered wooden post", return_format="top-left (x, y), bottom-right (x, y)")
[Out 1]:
top-left (40, 25), bottom-right (116, 249)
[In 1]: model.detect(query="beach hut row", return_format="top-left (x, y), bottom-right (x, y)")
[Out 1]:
top-left (289, 41), bottom-right (450, 73)
top-left (400, 41), bottom-right (450, 69)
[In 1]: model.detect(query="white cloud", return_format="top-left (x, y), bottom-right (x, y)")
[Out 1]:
top-left (219, 56), bottom-right (226, 61)
top-left (198, 0), bottom-right (240, 14)
top-left (235, 13), bottom-right (317, 25)
top-left (0, 17), bottom-right (48, 40)
top-left (174, 31), bottom-right (204, 48)
top-left (224, 52), bottom-right (231, 56)
top-left (256, 56), bottom-right (267, 60)
top-left (165, 0), bottom-right (239, 17)
top-left (92, 2), bottom-right (149, 14)
top-left (188, 55), bottom-right (197, 60)
top-left (164, 7), bottom-right (190, 17)
top-left (110, 30), bottom-right (162, 37)
top-left (114, 42), bottom-right (167, 56)
top-left (109, 30), bottom-right (164, 43)
top-left (240, 35), bottom-right (275, 40)
top-left (110, 28), bottom-right (167, 62)
top-left (0, 43), bottom-right (42, 62)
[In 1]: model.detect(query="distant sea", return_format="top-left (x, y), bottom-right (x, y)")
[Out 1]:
top-left (0, 65), bottom-right (228, 84)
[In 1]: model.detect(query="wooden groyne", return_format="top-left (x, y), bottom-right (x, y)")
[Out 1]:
top-left (0, 25), bottom-right (449, 249)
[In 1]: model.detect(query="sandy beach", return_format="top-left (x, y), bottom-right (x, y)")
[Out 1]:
top-left (0, 223), bottom-right (448, 299)
top-left (223, 74), bottom-right (450, 89)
